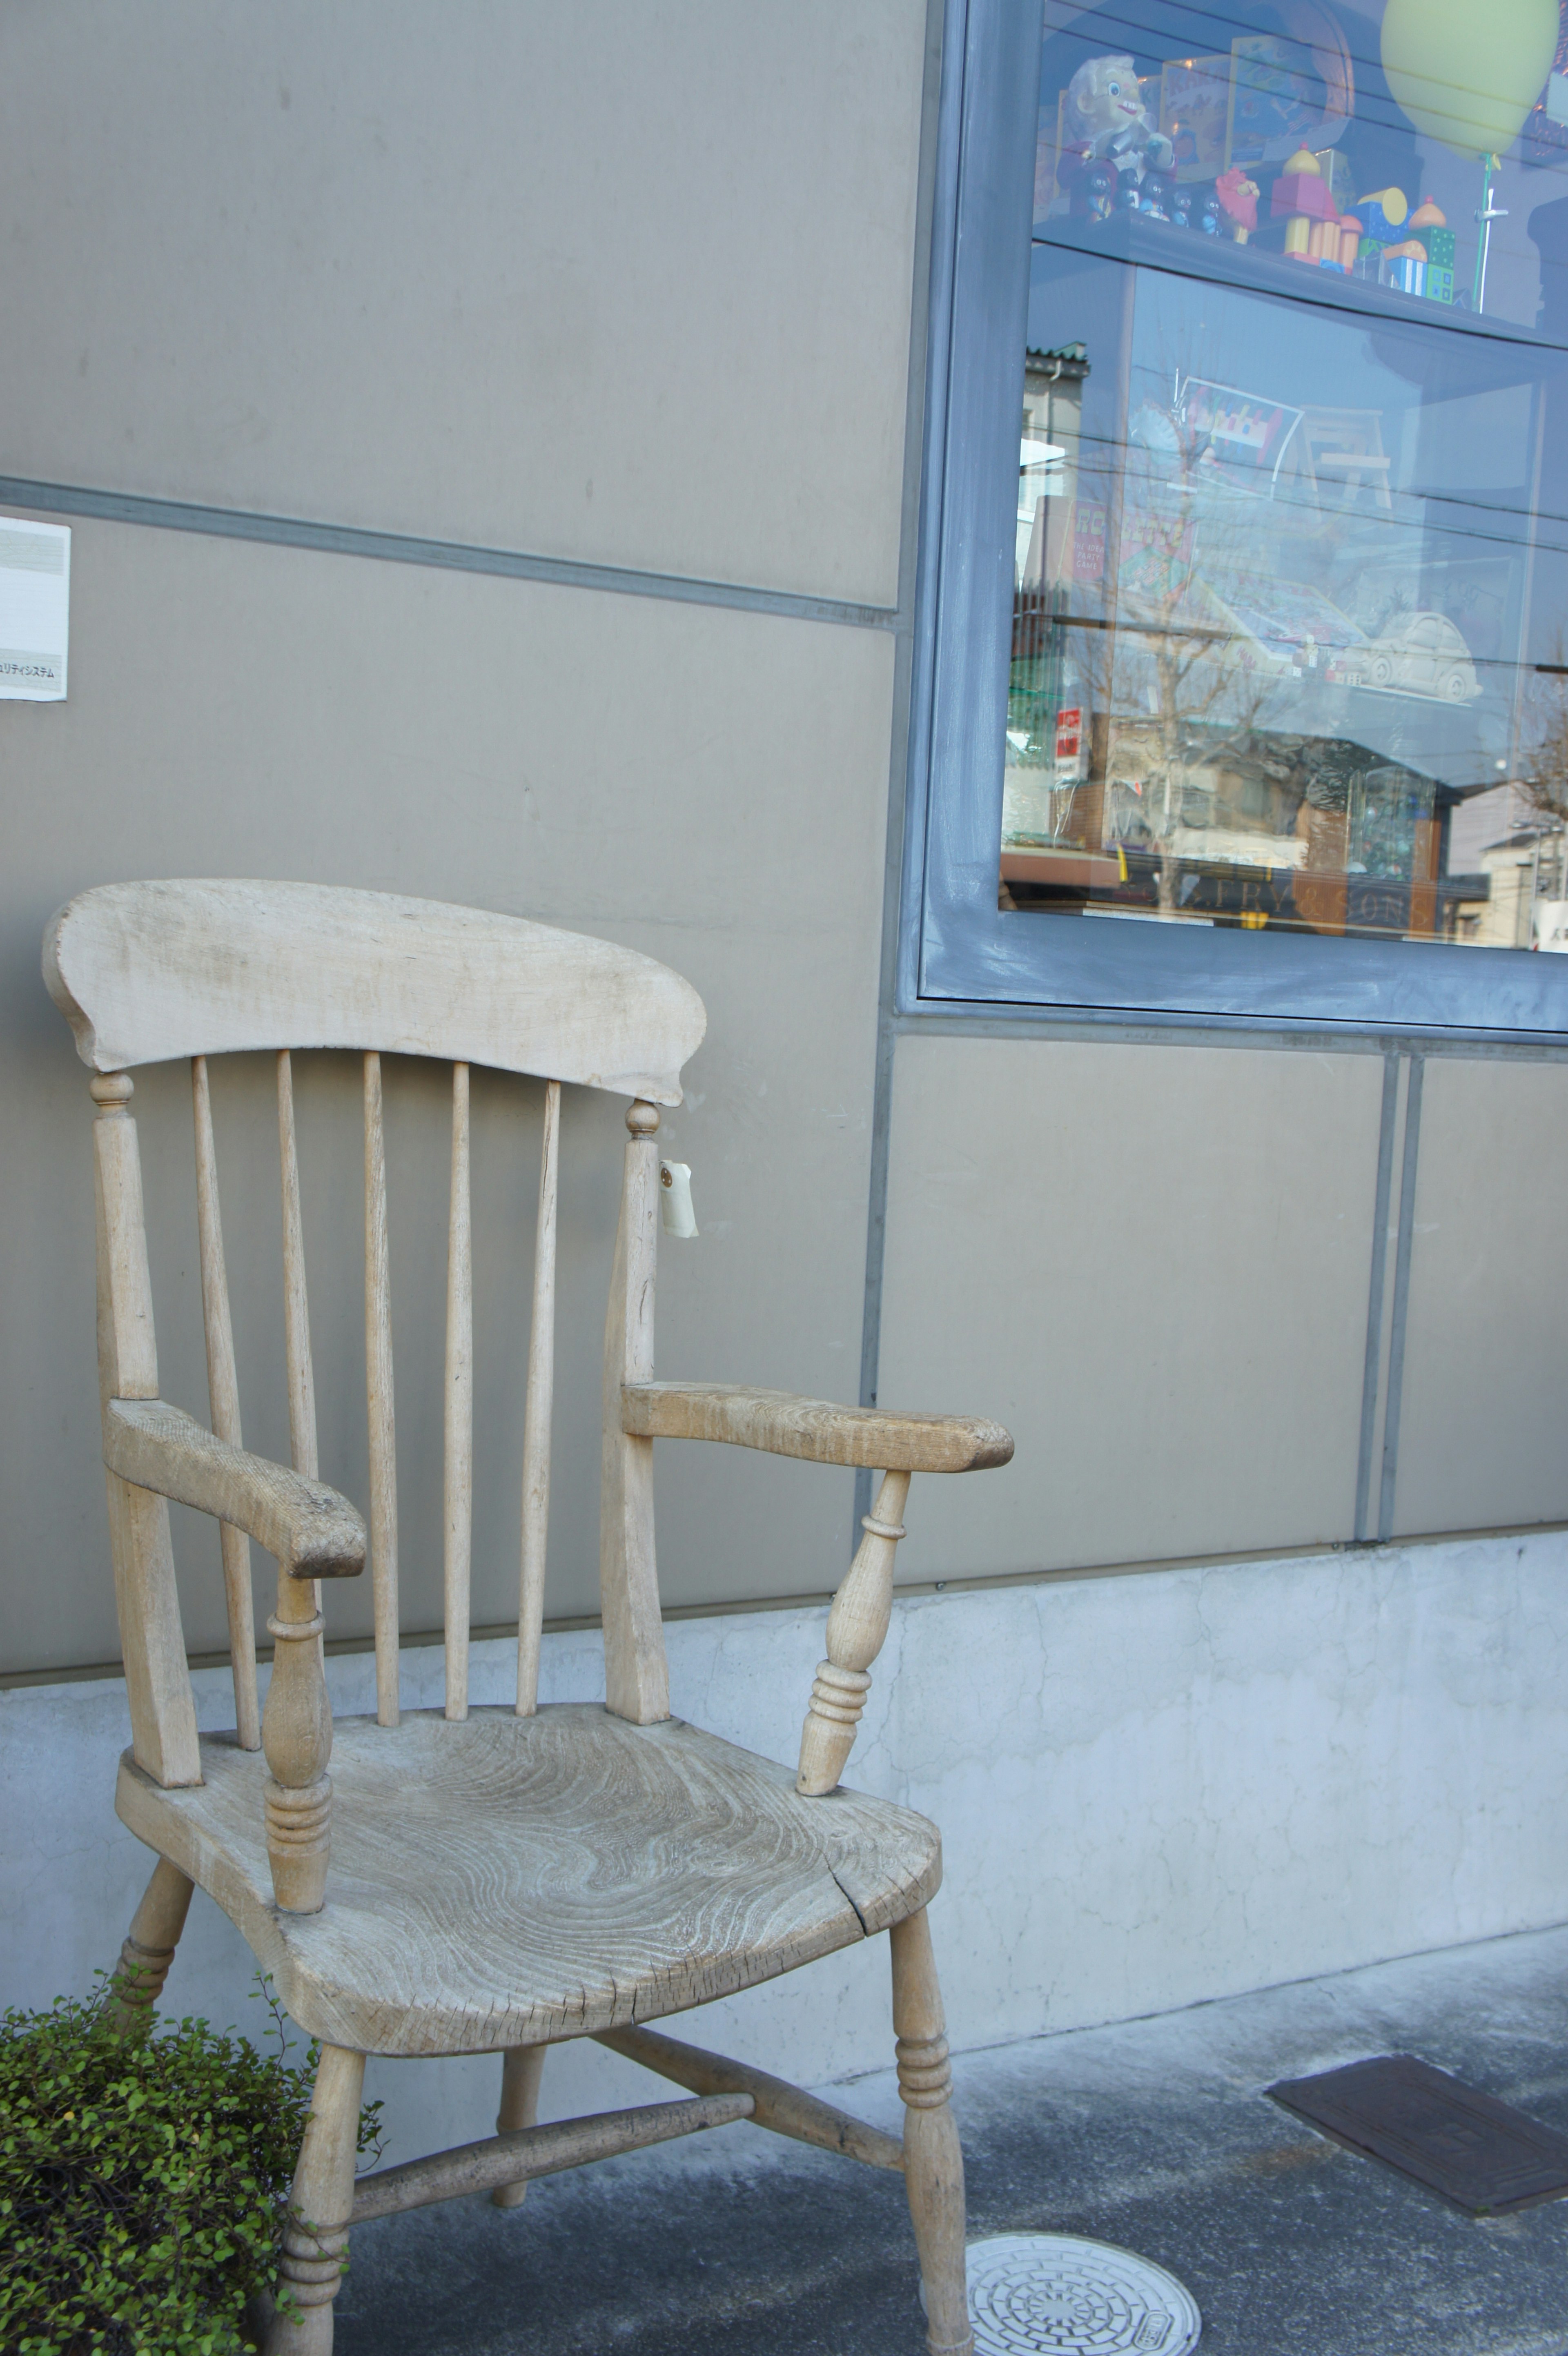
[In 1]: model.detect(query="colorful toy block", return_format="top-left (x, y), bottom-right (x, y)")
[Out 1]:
top-left (1272, 170), bottom-right (1337, 221)
top-left (1351, 187), bottom-right (1408, 244)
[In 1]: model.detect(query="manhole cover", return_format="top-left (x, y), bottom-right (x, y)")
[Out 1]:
top-left (961, 2234), bottom-right (1202, 2356)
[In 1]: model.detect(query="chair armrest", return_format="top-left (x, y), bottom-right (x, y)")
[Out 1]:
top-left (103, 1398), bottom-right (366, 1579)
top-left (621, 1383), bottom-right (1012, 1473)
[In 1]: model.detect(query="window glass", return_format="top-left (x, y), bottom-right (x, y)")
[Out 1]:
top-left (1005, 0), bottom-right (1568, 952)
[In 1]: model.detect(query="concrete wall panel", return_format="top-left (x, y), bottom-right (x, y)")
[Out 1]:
top-left (0, 2), bottom-right (926, 607)
top-left (0, 517), bottom-right (890, 1673)
top-left (876, 1032), bottom-right (1383, 1580)
top-left (1392, 1055), bottom-right (1568, 1537)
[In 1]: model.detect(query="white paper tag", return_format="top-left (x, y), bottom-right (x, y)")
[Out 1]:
top-left (659, 1160), bottom-right (697, 1239)
top-left (0, 520), bottom-right (69, 701)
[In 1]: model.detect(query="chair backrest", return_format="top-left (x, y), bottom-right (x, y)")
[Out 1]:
top-left (45, 880), bottom-right (707, 1785)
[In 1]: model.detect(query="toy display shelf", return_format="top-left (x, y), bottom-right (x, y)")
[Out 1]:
top-left (1033, 210), bottom-right (1559, 354)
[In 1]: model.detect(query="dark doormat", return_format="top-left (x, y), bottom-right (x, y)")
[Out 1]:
top-left (1269, 2055), bottom-right (1568, 2215)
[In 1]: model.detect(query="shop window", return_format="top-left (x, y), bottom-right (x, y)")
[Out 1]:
top-left (907, 0), bottom-right (1568, 1031)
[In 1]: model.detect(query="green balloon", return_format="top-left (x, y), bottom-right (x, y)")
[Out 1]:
top-left (1381, 0), bottom-right (1558, 158)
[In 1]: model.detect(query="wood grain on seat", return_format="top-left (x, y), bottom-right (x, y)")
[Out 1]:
top-left (115, 1706), bottom-right (942, 2057)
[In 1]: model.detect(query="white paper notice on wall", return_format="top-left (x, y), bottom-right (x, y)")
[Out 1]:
top-left (0, 520), bottom-right (69, 700)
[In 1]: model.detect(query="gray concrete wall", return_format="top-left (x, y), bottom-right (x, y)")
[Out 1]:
top-left (2, 522), bottom-right (899, 1668)
top-left (2, 0), bottom-right (1566, 2082)
top-left (877, 1034), bottom-right (1385, 1581)
top-left (12, 1536), bottom-right (1568, 2163)
top-left (875, 1032), bottom-right (1568, 1596)
top-left (0, 1), bottom-right (922, 605)
top-left (0, 0), bottom-right (929, 1675)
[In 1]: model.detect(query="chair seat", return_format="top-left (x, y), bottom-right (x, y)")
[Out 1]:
top-left (115, 1705), bottom-right (942, 2056)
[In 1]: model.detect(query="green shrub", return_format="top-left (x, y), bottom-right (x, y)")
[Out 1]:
top-left (0, 1978), bottom-right (379, 2356)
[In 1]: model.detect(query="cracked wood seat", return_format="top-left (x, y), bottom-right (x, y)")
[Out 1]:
top-left (117, 1706), bottom-right (942, 2055)
top-left (46, 878), bottom-right (1013, 2356)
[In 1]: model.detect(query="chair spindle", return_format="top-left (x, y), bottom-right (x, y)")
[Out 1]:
top-left (191, 1056), bottom-right (261, 1750)
top-left (600, 1098), bottom-right (668, 1724)
top-left (363, 1053), bottom-right (400, 1729)
top-left (276, 1051), bottom-right (319, 1481)
top-left (516, 1079), bottom-right (561, 1715)
top-left (267, 1049), bottom-right (334, 1911)
top-left (444, 1062), bottom-right (473, 1719)
top-left (90, 1070), bottom-right (202, 1789)
top-left (796, 1469), bottom-right (911, 1796)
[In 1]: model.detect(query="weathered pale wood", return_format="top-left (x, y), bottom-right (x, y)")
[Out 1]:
top-left (798, 1470), bottom-right (911, 1797)
top-left (93, 1073), bottom-right (158, 1401)
top-left (116, 1705), bottom-right (942, 2055)
top-left (103, 1401), bottom-right (365, 1577)
top-left (352, 2093), bottom-right (753, 2224)
top-left (600, 1101), bottom-right (668, 1724)
top-left (55, 882), bottom-right (997, 2334)
top-left (492, 2044), bottom-right (546, 2207)
top-left (263, 1053), bottom-right (347, 1908)
top-left (102, 1856), bottom-right (194, 2033)
top-left (92, 1073), bottom-right (201, 1790)
top-left (363, 1053), bottom-right (400, 1729)
top-left (597, 2022), bottom-right (906, 2171)
top-left (623, 1385), bottom-right (1014, 1474)
top-left (265, 2043), bottom-right (365, 2356)
top-left (516, 1078), bottom-right (560, 1717)
top-left (444, 1062), bottom-right (473, 1721)
top-left (892, 1908), bottom-right (972, 2356)
top-left (46, 880), bottom-right (707, 1102)
top-left (277, 1051), bottom-right (319, 1482)
top-left (192, 1058), bottom-right (260, 1749)
top-left (262, 1555), bottom-right (334, 1915)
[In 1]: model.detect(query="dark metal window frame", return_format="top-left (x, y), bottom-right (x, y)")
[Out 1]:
top-left (898, 0), bottom-right (1568, 1042)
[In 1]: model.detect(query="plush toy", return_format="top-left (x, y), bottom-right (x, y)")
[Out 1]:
top-left (1140, 169), bottom-right (1174, 220)
top-left (1216, 166), bottom-right (1259, 243)
top-left (1063, 54), bottom-right (1174, 190)
top-left (1070, 157), bottom-right (1118, 220)
top-left (1194, 189), bottom-right (1224, 235)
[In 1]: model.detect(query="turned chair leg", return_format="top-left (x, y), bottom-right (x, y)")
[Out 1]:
top-left (492, 2044), bottom-right (546, 2208)
top-left (891, 1907), bottom-right (973, 2356)
top-left (265, 2044), bottom-right (366, 2356)
top-left (102, 1856), bottom-right (194, 2033)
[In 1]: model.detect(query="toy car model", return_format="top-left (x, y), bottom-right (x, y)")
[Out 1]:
top-left (1363, 609), bottom-right (1477, 701)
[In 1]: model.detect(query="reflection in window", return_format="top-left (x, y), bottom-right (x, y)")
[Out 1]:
top-left (1002, 0), bottom-right (1568, 951)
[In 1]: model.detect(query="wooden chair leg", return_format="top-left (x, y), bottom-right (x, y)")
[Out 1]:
top-left (492, 2044), bottom-right (546, 2208)
top-left (102, 1855), bottom-right (194, 2034)
top-left (891, 1908), bottom-right (972, 2356)
top-left (265, 2044), bottom-right (365, 2356)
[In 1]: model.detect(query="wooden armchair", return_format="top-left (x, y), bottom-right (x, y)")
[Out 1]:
top-left (44, 880), bottom-right (1013, 2356)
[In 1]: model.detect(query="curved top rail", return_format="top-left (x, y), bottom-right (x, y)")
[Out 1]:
top-left (44, 880), bottom-right (707, 1102)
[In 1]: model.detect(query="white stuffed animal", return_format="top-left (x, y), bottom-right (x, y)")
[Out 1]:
top-left (1065, 55), bottom-right (1174, 177)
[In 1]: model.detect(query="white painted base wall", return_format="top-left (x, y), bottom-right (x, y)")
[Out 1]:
top-left (7, 1531), bottom-right (1566, 2167)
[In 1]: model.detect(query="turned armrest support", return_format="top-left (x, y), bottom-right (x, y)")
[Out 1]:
top-left (103, 1398), bottom-right (366, 1579)
top-left (621, 1383), bottom-right (1013, 1474)
top-left (621, 1385), bottom-right (1015, 1798)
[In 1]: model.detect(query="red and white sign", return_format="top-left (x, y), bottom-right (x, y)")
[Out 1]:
top-left (1054, 706), bottom-right (1085, 783)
